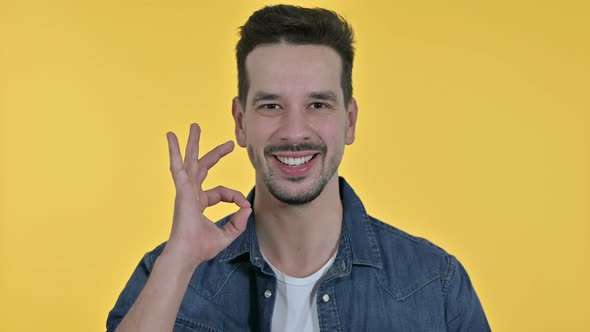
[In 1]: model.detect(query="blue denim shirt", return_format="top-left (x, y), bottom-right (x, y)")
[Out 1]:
top-left (107, 177), bottom-right (490, 331)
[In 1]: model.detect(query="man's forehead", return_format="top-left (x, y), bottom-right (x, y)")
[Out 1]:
top-left (245, 43), bottom-right (341, 68)
top-left (245, 43), bottom-right (343, 98)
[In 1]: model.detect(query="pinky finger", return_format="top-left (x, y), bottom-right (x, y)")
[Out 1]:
top-left (167, 132), bottom-right (183, 176)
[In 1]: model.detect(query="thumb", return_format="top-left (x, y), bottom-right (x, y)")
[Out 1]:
top-left (222, 207), bottom-right (252, 243)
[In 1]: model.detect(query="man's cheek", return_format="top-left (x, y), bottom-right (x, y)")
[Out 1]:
top-left (246, 145), bottom-right (256, 163)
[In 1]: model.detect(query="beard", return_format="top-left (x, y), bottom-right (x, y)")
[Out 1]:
top-left (248, 142), bottom-right (342, 205)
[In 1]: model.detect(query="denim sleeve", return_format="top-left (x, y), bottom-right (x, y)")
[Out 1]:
top-left (443, 256), bottom-right (491, 332)
top-left (105, 252), bottom-right (154, 332)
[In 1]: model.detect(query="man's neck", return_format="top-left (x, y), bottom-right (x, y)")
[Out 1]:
top-left (253, 175), bottom-right (342, 278)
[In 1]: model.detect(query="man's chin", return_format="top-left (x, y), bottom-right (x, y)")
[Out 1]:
top-left (264, 176), bottom-right (324, 206)
top-left (283, 175), bottom-right (306, 183)
top-left (270, 189), bottom-right (322, 206)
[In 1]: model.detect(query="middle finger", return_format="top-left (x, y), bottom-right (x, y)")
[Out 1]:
top-left (196, 140), bottom-right (235, 186)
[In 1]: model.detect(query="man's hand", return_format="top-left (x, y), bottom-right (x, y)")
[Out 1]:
top-left (114, 123), bottom-right (251, 332)
top-left (163, 123), bottom-right (252, 271)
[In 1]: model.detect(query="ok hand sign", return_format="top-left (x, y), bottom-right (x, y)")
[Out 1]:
top-left (163, 123), bottom-right (252, 271)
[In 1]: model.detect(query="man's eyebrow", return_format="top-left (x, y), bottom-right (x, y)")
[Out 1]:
top-left (309, 90), bottom-right (338, 103)
top-left (252, 92), bottom-right (281, 105)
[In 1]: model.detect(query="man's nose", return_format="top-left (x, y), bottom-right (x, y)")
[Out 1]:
top-left (278, 108), bottom-right (312, 142)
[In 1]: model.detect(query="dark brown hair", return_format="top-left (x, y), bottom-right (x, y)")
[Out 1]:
top-left (236, 4), bottom-right (355, 109)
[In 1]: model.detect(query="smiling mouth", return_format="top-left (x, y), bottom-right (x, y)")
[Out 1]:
top-left (274, 154), bottom-right (318, 166)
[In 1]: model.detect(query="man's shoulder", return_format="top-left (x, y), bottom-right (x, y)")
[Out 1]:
top-left (364, 215), bottom-right (456, 300)
top-left (368, 215), bottom-right (451, 259)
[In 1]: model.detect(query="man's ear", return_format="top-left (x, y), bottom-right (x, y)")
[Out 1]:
top-left (345, 98), bottom-right (358, 145)
top-left (232, 96), bottom-right (247, 147)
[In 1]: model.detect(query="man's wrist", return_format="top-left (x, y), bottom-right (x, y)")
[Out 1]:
top-left (157, 248), bottom-right (204, 279)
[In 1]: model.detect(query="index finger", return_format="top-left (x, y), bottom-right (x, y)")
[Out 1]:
top-left (204, 185), bottom-right (251, 209)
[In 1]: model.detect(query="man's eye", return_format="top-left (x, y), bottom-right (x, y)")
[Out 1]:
top-left (261, 104), bottom-right (281, 110)
top-left (311, 102), bottom-right (327, 109)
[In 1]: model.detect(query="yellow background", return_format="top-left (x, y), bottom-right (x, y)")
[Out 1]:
top-left (1, 0), bottom-right (588, 331)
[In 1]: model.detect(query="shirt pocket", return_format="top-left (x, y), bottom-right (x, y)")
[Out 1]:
top-left (174, 316), bottom-right (223, 332)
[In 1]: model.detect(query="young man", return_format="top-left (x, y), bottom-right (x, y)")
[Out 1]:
top-left (107, 5), bottom-right (490, 332)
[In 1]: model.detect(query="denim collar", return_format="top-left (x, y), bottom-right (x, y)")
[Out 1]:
top-left (220, 177), bottom-right (383, 275)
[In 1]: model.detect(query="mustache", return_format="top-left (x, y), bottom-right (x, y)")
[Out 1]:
top-left (264, 143), bottom-right (327, 156)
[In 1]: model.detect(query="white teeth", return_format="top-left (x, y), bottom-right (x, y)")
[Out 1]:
top-left (276, 155), bottom-right (314, 166)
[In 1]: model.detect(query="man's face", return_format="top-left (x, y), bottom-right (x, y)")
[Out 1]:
top-left (233, 43), bottom-right (357, 205)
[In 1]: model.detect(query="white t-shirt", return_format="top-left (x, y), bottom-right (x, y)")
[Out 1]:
top-left (262, 253), bottom-right (336, 332)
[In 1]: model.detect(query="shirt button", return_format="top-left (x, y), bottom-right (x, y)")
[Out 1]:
top-left (341, 261), bottom-right (346, 271)
top-left (264, 290), bottom-right (272, 298)
top-left (322, 294), bottom-right (330, 302)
